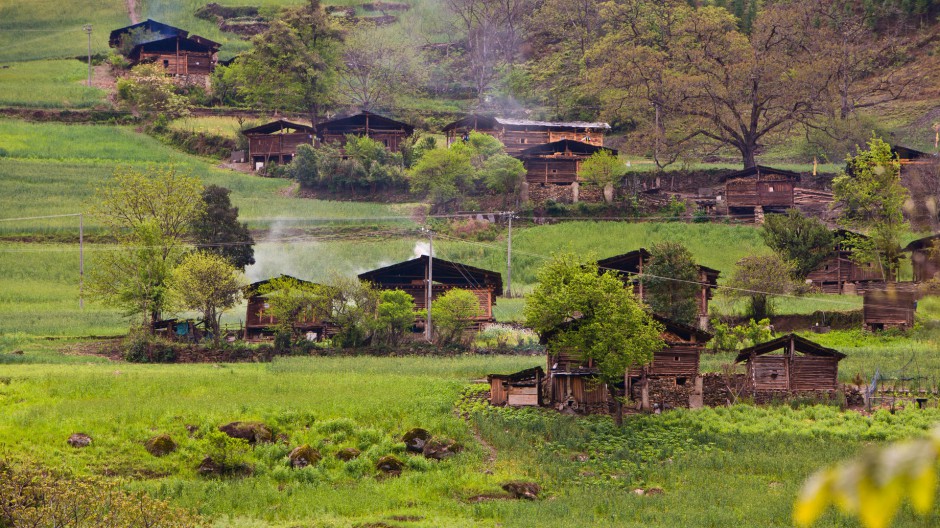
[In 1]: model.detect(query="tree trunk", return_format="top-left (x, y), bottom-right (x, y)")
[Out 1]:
top-left (614, 395), bottom-right (624, 426)
top-left (741, 143), bottom-right (757, 169)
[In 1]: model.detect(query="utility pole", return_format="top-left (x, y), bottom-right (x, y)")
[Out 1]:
top-left (505, 212), bottom-right (514, 298)
top-left (83, 24), bottom-right (93, 87)
top-left (79, 213), bottom-right (84, 309)
top-left (424, 227), bottom-right (434, 342)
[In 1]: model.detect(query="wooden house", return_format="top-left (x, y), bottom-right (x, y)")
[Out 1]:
top-left (597, 249), bottom-right (720, 329)
top-left (357, 255), bottom-right (502, 328)
top-left (545, 346), bottom-right (610, 411)
top-left (243, 120), bottom-right (315, 171)
top-left (806, 230), bottom-right (887, 294)
top-left (863, 284), bottom-right (918, 331)
top-left (905, 234), bottom-right (940, 283)
top-left (720, 165), bottom-right (801, 216)
top-left (441, 115), bottom-right (610, 155)
top-left (317, 111), bottom-right (414, 153)
top-left (109, 19), bottom-right (220, 77)
top-left (488, 366), bottom-right (544, 407)
top-left (243, 275), bottom-right (334, 341)
top-left (628, 315), bottom-right (711, 384)
top-left (516, 140), bottom-right (618, 185)
top-left (735, 334), bottom-right (845, 392)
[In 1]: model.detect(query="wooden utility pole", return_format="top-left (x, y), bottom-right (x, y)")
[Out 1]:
top-left (83, 25), bottom-right (93, 87)
top-left (505, 212), bottom-right (514, 298)
top-left (79, 213), bottom-right (84, 309)
top-left (425, 228), bottom-right (434, 342)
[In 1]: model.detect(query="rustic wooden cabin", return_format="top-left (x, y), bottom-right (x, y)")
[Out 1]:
top-left (243, 275), bottom-right (334, 341)
top-left (720, 165), bottom-right (801, 217)
top-left (628, 315), bottom-right (712, 384)
top-left (243, 120), bottom-right (315, 171)
top-left (109, 19), bottom-right (220, 77)
top-left (544, 346), bottom-right (609, 411)
top-left (516, 140), bottom-right (618, 185)
top-left (441, 115), bottom-right (610, 155)
top-left (358, 255), bottom-right (502, 329)
top-left (735, 334), bottom-right (845, 392)
top-left (597, 249), bottom-right (720, 329)
top-left (806, 230), bottom-right (886, 294)
top-left (863, 284), bottom-right (918, 331)
top-left (488, 366), bottom-right (544, 407)
top-left (317, 111), bottom-right (414, 152)
top-left (905, 234), bottom-right (940, 282)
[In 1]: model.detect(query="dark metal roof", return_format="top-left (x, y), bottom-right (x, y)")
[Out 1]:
top-left (246, 274), bottom-right (319, 295)
top-left (734, 333), bottom-right (845, 363)
top-left (441, 114), bottom-right (499, 132)
top-left (487, 366), bottom-right (544, 384)
top-left (109, 19), bottom-right (188, 47)
top-left (597, 248), bottom-right (720, 285)
top-left (441, 114), bottom-right (610, 132)
top-left (904, 233), bottom-right (940, 252)
top-left (720, 165), bottom-right (802, 183)
top-left (891, 145), bottom-right (932, 160)
top-left (242, 120), bottom-right (315, 135)
top-left (318, 111), bottom-right (414, 136)
top-left (517, 139), bottom-right (617, 158)
top-left (358, 255), bottom-right (503, 295)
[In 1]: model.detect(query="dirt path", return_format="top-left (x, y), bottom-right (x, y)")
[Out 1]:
top-left (126, 0), bottom-right (139, 24)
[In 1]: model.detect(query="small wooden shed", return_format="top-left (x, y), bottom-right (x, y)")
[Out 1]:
top-left (628, 315), bottom-right (712, 383)
top-left (905, 234), bottom-right (940, 283)
top-left (863, 284), bottom-right (918, 331)
top-left (358, 255), bottom-right (503, 328)
top-left (243, 275), bottom-right (334, 341)
top-left (545, 350), bottom-right (609, 411)
top-left (806, 230), bottom-right (887, 294)
top-left (488, 366), bottom-right (544, 407)
top-left (109, 20), bottom-right (220, 77)
top-left (516, 140), bottom-right (618, 185)
top-left (442, 115), bottom-right (610, 155)
top-left (735, 334), bottom-right (845, 392)
top-left (317, 111), bottom-right (414, 152)
top-left (243, 120), bottom-right (315, 170)
top-left (597, 249), bottom-right (720, 329)
top-left (720, 165), bottom-right (801, 216)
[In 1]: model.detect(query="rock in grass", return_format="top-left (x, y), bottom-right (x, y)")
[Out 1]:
top-left (144, 434), bottom-right (177, 457)
top-left (501, 481), bottom-right (541, 500)
top-left (288, 445), bottom-right (321, 468)
top-left (336, 447), bottom-right (361, 461)
top-left (376, 455), bottom-right (404, 474)
top-left (197, 456), bottom-right (221, 476)
top-left (401, 428), bottom-right (431, 453)
top-left (67, 433), bottom-right (92, 448)
top-left (219, 421), bottom-right (273, 444)
top-left (422, 437), bottom-right (462, 460)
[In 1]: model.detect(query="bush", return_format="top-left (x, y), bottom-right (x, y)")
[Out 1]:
top-left (123, 332), bottom-right (178, 363)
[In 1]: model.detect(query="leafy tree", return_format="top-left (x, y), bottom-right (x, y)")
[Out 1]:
top-left (581, 150), bottom-right (626, 188)
top-left (88, 166), bottom-right (204, 328)
top-left (168, 252), bottom-right (246, 343)
top-left (337, 27), bottom-right (426, 111)
top-left (640, 242), bottom-right (700, 326)
top-left (326, 275), bottom-right (379, 348)
top-left (483, 154), bottom-right (525, 206)
top-left (191, 185), bottom-right (255, 269)
top-left (452, 131), bottom-right (506, 169)
top-left (343, 135), bottom-right (406, 192)
top-left (226, 0), bottom-right (341, 127)
top-left (524, 253), bottom-right (664, 425)
top-left (832, 136), bottom-right (909, 279)
top-left (761, 210), bottom-right (834, 280)
top-left (375, 290), bottom-right (416, 346)
top-left (431, 288), bottom-right (483, 345)
top-left (116, 63), bottom-right (191, 120)
top-left (408, 148), bottom-right (475, 211)
top-left (724, 254), bottom-right (796, 320)
top-left (257, 276), bottom-right (330, 340)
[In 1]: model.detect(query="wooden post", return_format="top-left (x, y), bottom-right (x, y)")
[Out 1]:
top-left (425, 230), bottom-right (433, 342)
top-left (640, 375), bottom-right (650, 412)
top-left (79, 213), bottom-right (84, 309)
top-left (83, 25), bottom-right (92, 87)
top-left (506, 213), bottom-right (513, 298)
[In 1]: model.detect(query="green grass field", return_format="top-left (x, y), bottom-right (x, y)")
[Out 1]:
top-left (0, 60), bottom-right (107, 108)
top-left (0, 1), bottom-right (128, 62)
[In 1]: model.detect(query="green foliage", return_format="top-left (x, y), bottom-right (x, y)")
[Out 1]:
top-left (431, 288), bottom-right (483, 345)
top-left (168, 252), bottom-right (246, 340)
top-left (482, 154), bottom-right (526, 202)
top-left (256, 277), bottom-right (330, 339)
top-left (762, 210), bottom-right (835, 279)
top-left (660, 195), bottom-right (688, 221)
top-left (580, 150), bottom-right (626, 187)
top-left (375, 289), bottom-right (416, 346)
top-left (832, 136), bottom-right (910, 278)
top-left (451, 131), bottom-right (506, 170)
top-left (201, 429), bottom-right (254, 475)
top-left (708, 318), bottom-right (773, 352)
top-left (116, 64), bottom-right (192, 120)
top-left (123, 330), bottom-right (179, 363)
top-left (641, 241), bottom-right (701, 325)
top-left (723, 254), bottom-right (796, 319)
top-left (191, 185), bottom-right (256, 269)
top-left (327, 275), bottom-right (379, 348)
top-left (408, 147), bottom-right (475, 210)
top-left (0, 60), bottom-right (106, 109)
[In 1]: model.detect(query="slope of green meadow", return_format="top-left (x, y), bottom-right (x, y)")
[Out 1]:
top-left (0, 60), bottom-right (107, 108)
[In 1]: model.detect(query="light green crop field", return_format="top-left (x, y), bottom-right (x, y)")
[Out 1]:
top-left (0, 1), bottom-right (128, 62)
top-left (0, 60), bottom-right (107, 108)
top-left (2, 351), bottom-right (940, 527)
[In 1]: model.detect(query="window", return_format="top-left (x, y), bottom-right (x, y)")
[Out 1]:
top-left (768, 186), bottom-right (775, 192)
top-left (162, 59), bottom-right (169, 68)
top-left (551, 169), bottom-right (558, 174)
top-left (676, 377), bottom-right (687, 386)
top-left (520, 138), bottom-right (527, 144)
top-left (674, 356), bottom-right (681, 361)
top-left (770, 371), bottom-right (779, 380)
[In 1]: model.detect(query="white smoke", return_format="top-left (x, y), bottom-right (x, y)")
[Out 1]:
top-left (413, 241), bottom-right (434, 258)
top-left (245, 219), bottom-right (316, 283)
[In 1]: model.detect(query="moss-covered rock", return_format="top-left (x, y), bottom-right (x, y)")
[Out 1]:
top-left (219, 421), bottom-right (273, 444)
top-left (288, 444), bottom-right (321, 468)
top-left (422, 437), bottom-right (462, 460)
top-left (502, 481), bottom-right (541, 500)
top-left (67, 433), bottom-right (92, 448)
top-left (376, 455), bottom-right (404, 474)
top-left (144, 434), bottom-right (177, 457)
top-left (401, 427), bottom-right (431, 453)
top-left (336, 447), bottom-right (361, 461)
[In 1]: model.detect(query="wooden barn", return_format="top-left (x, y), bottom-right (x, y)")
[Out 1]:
top-left (358, 255), bottom-right (503, 328)
top-left (735, 334), bottom-right (845, 392)
top-left (516, 140), bottom-right (618, 185)
top-left (243, 120), bottom-right (315, 171)
top-left (545, 347), bottom-right (610, 411)
top-left (109, 20), bottom-right (220, 77)
top-left (720, 165), bottom-right (801, 217)
top-left (317, 111), bottom-right (414, 153)
top-left (863, 284), bottom-right (918, 331)
top-left (243, 275), bottom-right (334, 341)
top-left (806, 230), bottom-right (887, 294)
top-left (905, 234), bottom-right (940, 283)
top-left (628, 315), bottom-right (711, 384)
top-left (488, 366), bottom-right (544, 407)
top-left (597, 249), bottom-right (720, 329)
top-left (442, 115), bottom-right (610, 155)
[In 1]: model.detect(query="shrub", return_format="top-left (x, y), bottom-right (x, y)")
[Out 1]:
top-left (123, 332), bottom-right (178, 363)
top-left (431, 289), bottom-right (483, 345)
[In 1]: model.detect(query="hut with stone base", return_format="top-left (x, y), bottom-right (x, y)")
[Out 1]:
top-left (109, 20), bottom-right (220, 81)
top-left (720, 165), bottom-right (800, 220)
top-left (735, 333), bottom-right (845, 393)
top-left (516, 140), bottom-right (618, 186)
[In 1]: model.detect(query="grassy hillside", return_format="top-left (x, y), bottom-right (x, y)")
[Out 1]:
top-left (0, 1), bottom-right (128, 62)
top-left (0, 60), bottom-right (107, 108)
